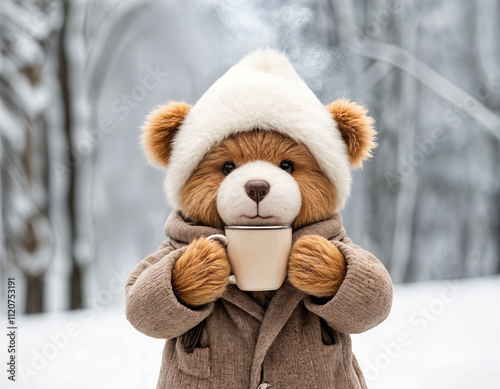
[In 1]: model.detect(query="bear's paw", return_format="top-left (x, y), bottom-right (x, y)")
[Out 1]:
top-left (288, 235), bottom-right (347, 298)
top-left (172, 238), bottom-right (231, 307)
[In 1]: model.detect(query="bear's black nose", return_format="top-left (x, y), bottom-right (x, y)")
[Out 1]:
top-left (245, 180), bottom-right (270, 203)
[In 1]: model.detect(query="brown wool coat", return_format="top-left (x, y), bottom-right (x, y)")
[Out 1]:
top-left (126, 211), bottom-right (393, 389)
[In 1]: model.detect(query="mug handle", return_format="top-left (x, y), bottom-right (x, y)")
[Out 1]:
top-left (206, 234), bottom-right (237, 285)
top-left (206, 234), bottom-right (228, 246)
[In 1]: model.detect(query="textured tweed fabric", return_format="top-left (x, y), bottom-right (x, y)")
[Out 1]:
top-left (126, 211), bottom-right (393, 388)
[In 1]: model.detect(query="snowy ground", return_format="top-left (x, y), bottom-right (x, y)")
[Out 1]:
top-left (3, 276), bottom-right (500, 389)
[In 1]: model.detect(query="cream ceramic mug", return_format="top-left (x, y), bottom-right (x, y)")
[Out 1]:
top-left (207, 226), bottom-right (292, 291)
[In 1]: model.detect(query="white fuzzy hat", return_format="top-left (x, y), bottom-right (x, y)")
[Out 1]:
top-left (143, 49), bottom-right (378, 212)
top-left (163, 48), bottom-right (352, 209)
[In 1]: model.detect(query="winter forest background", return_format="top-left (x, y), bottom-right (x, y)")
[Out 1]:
top-left (1, 0), bottom-right (499, 388)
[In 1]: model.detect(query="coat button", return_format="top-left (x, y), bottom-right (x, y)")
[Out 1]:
top-left (257, 384), bottom-right (270, 389)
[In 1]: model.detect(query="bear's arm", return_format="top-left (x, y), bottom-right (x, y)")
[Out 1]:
top-left (125, 240), bottom-right (214, 339)
top-left (304, 237), bottom-right (393, 334)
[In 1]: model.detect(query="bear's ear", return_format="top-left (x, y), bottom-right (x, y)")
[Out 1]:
top-left (141, 102), bottom-right (191, 167)
top-left (325, 99), bottom-right (376, 168)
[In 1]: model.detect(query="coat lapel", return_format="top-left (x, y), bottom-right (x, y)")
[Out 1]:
top-left (221, 285), bottom-right (265, 322)
top-left (250, 281), bottom-right (305, 387)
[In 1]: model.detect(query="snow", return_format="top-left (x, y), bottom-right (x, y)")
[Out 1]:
top-left (352, 276), bottom-right (500, 389)
top-left (4, 276), bottom-right (500, 388)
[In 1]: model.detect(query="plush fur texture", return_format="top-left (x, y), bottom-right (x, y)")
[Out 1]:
top-left (172, 238), bottom-right (230, 307)
top-left (181, 130), bottom-right (337, 230)
top-left (141, 102), bottom-right (191, 167)
top-left (288, 235), bottom-right (347, 298)
top-left (326, 99), bottom-right (376, 168)
top-left (161, 49), bottom-right (352, 211)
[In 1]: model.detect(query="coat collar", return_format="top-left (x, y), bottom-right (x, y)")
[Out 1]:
top-left (163, 210), bottom-right (223, 247)
top-left (164, 209), bottom-right (346, 245)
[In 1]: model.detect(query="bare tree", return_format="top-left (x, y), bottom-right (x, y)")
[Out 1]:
top-left (0, 0), bottom-right (62, 312)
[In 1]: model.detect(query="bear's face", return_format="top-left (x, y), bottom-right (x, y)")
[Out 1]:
top-left (180, 130), bottom-right (337, 229)
top-left (141, 98), bottom-right (375, 230)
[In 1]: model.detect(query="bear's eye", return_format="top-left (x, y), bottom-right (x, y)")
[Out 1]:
top-left (279, 160), bottom-right (294, 174)
top-left (222, 161), bottom-right (236, 176)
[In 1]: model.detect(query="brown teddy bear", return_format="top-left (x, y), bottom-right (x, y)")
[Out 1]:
top-left (126, 49), bottom-right (393, 389)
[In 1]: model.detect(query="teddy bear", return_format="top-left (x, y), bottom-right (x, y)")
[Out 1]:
top-left (126, 49), bottom-right (393, 389)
